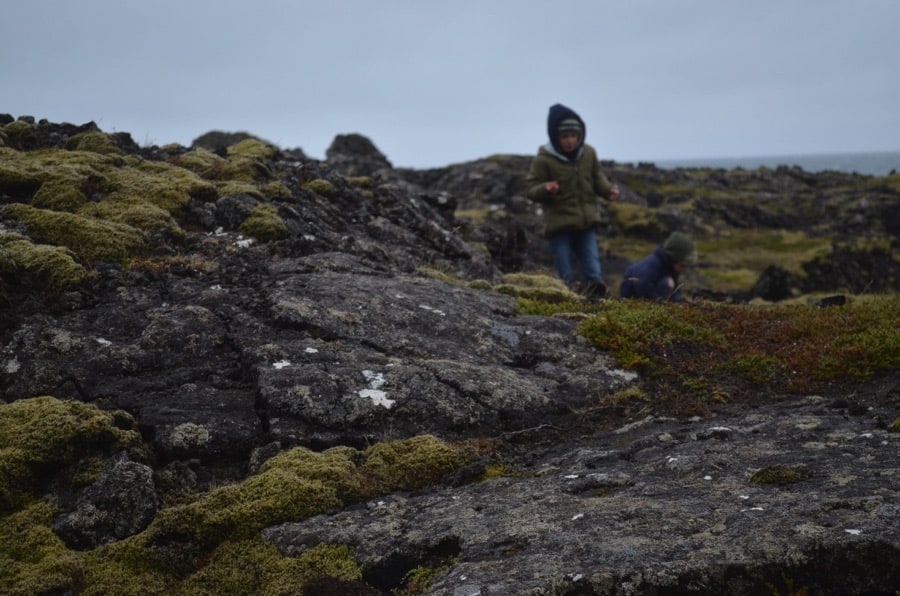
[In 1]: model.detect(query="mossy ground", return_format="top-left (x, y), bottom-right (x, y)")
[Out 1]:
top-left (0, 135), bottom-right (287, 293)
top-left (0, 401), bottom-right (472, 594)
top-left (1, 127), bottom-right (897, 593)
top-left (518, 294), bottom-right (900, 419)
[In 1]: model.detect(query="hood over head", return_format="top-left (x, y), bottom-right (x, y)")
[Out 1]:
top-left (546, 103), bottom-right (586, 161)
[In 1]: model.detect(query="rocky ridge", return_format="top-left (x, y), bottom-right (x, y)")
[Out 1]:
top-left (0, 116), bottom-right (898, 594)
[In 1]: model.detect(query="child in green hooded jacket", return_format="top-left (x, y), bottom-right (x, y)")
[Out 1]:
top-left (525, 103), bottom-right (619, 299)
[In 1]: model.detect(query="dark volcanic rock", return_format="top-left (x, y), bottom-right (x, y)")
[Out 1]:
top-left (52, 452), bottom-right (159, 549)
top-left (263, 396), bottom-right (899, 594)
top-left (325, 133), bottom-right (393, 177)
top-left (752, 264), bottom-right (795, 301)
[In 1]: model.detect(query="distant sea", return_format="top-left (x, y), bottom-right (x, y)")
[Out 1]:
top-left (651, 150), bottom-right (900, 177)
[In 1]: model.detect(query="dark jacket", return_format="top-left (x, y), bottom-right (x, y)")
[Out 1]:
top-left (619, 246), bottom-right (685, 302)
top-left (525, 104), bottom-right (615, 237)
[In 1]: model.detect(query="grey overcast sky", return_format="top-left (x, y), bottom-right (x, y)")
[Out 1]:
top-left (3, 0), bottom-right (899, 168)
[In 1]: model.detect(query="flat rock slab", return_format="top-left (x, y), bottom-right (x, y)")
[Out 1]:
top-left (263, 396), bottom-right (900, 594)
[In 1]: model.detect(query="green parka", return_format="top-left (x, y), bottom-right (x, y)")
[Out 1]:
top-left (525, 143), bottom-right (615, 237)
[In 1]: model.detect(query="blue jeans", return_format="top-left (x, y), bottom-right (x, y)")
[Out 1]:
top-left (548, 228), bottom-right (603, 286)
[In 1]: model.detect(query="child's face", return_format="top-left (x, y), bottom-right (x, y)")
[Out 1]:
top-left (557, 131), bottom-right (580, 153)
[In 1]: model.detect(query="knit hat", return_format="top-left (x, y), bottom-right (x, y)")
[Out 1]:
top-left (663, 232), bottom-right (696, 264)
top-left (557, 118), bottom-right (583, 133)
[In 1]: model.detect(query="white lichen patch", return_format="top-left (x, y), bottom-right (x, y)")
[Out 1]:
top-left (360, 369), bottom-right (395, 408)
top-left (273, 360), bottom-right (291, 369)
top-left (170, 423), bottom-right (211, 449)
top-left (606, 368), bottom-right (639, 382)
top-left (418, 304), bottom-right (446, 316)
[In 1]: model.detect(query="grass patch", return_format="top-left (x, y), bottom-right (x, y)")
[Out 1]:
top-left (697, 229), bottom-right (830, 279)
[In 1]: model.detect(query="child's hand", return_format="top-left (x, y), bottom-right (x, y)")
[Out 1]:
top-left (609, 185), bottom-right (620, 201)
top-left (545, 181), bottom-right (560, 193)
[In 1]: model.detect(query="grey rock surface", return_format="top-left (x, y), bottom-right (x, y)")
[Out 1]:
top-left (264, 396), bottom-right (899, 594)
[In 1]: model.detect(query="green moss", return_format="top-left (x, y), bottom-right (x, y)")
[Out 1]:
top-left (76, 560), bottom-right (172, 596)
top-left (71, 456), bottom-right (107, 489)
top-left (3, 204), bottom-right (147, 263)
top-left (835, 236), bottom-right (894, 253)
top-left (111, 157), bottom-right (218, 214)
top-left (697, 229), bottom-right (831, 279)
top-left (169, 148), bottom-right (232, 180)
top-left (302, 179), bottom-right (336, 197)
top-left (348, 176), bottom-right (373, 189)
top-left (79, 200), bottom-right (185, 240)
top-left (171, 147), bottom-right (272, 184)
top-left (0, 397), bottom-right (142, 514)
top-left (361, 435), bottom-right (467, 492)
top-left (149, 470), bottom-right (342, 548)
top-left (700, 267), bottom-right (761, 293)
top-left (607, 202), bottom-right (668, 238)
top-left (0, 148), bottom-right (47, 196)
top-left (493, 272), bottom-right (578, 303)
top-left (494, 283), bottom-right (578, 303)
top-left (454, 207), bottom-right (508, 224)
top-left (2, 120), bottom-right (37, 149)
top-left (466, 279), bottom-right (494, 291)
top-left (259, 445), bottom-right (364, 503)
top-left (750, 465), bottom-right (806, 484)
top-left (215, 181), bottom-right (265, 200)
top-left (500, 272), bottom-right (563, 289)
top-left (0, 436), bottom-right (468, 593)
top-left (0, 147), bottom-right (217, 244)
top-left (65, 132), bottom-right (123, 155)
top-left (0, 233), bottom-right (88, 290)
top-left (889, 418), bottom-right (900, 433)
top-left (31, 180), bottom-right (88, 212)
top-left (200, 139), bottom-right (277, 182)
top-left (178, 540), bottom-right (362, 595)
top-left (416, 267), bottom-right (458, 285)
top-left (260, 181), bottom-right (293, 200)
top-left (480, 464), bottom-right (507, 480)
top-left (239, 204), bottom-right (288, 242)
top-left (0, 147), bottom-right (116, 202)
top-left (227, 138), bottom-right (277, 161)
top-left (515, 297), bottom-right (591, 318)
top-left (0, 502), bottom-right (81, 595)
top-left (398, 558), bottom-right (457, 595)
